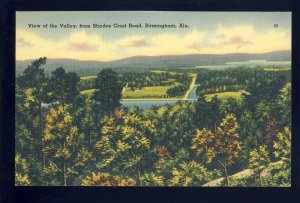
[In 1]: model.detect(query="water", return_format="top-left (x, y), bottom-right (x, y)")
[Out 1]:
top-left (182, 60), bottom-right (291, 70)
top-left (225, 60), bottom-right (291, 66)
top-left (188, 87), bottom-right (198, 100)
top-left (121, 87), bottom-right (198, 109)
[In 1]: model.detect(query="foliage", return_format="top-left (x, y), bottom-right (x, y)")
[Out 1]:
top-left (273, 127), bottom-right (291, 165)
top-left (42, 106), bottom-right (84, 186)
top-left (15, 58), bottom-right (291, 186)
top-left (192, 114), bottom-right (241, 166)
top-left (119, 71), bottom-right (191, 88)
top-left (194, 94), bottom-right (223, 131)
top-left (249, 145), bottom-right (270, 186)
top-left (166, 84), bottom-right (188, 97)
top-left (265, 117), bottom-right (279, 161)
top-left (192, 114), bottom-right (241, 186)
top-left (78, 76), bottom-right (96, 91)
top-left (18, 57), bottom-right (48, 104)
top-left (15, 154), bottom-right (31, 186)
top-left (92, 69), bottom-right (123, 117)
top-left (249, 146), bottom-right (270, 171)
top-left (154, 148), bottom-right (190, 182)
top-left (141, 173), bottom-right (165, 186)
top-left (276, 83), bottom-right (291, 129)
top-left (169, 161), bottom-right (209, 186)
top-left (264, 163), bottom-right (291, 187)
top-left (95, 114), bottom-right (156, 185)
top-left (82, 172), bottom-right (136, 186)
top-left (163, 102), bottom-right (196, 153)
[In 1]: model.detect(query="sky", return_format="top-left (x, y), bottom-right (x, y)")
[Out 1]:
top-left (16, 11), bottom-right (291, 61)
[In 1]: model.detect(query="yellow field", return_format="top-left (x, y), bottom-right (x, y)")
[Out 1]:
top-left (80, 76), bottom-right (97, 80)
top-left (263, 68), bottom-right (291, 72)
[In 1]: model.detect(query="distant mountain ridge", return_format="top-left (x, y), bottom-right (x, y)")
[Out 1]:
top-left (16, 50), bottom-right (291, 76)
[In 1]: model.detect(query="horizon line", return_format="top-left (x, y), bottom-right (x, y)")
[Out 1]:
top-left (16, 49), bottom-right (291, 63)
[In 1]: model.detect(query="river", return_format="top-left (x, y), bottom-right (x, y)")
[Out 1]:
top-left (41, 88), bottom-right (198, 110)
top-left (121, 86), bottom-right (198, 109)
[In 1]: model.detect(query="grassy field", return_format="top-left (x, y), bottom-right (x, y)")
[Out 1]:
top-left (80, 89), bottom-right (96, 98)
top-left (122, 82), bottom-right (182, 99)
top-left (150, 70), bottom-right (183, 75)
top-left (205, 91), bottom-right (243, 101)
top-left (80, 76), bottom-right (97, 80)
top-left (263, 67), bottom-right (291, 72)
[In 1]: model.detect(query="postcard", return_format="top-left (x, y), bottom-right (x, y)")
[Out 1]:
top-left (15, 11), bottom-right (291, 187)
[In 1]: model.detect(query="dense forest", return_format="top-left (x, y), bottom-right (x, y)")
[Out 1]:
top-left (15, 57), bottom-right (291, 186)
top-left (194, 67), bottom-right (291, 95)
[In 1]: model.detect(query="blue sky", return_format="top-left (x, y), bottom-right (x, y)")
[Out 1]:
top-left (16, 11), bottom-right (291, 61)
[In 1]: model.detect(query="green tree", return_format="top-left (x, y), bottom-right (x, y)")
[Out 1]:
top-left (15, 154), bottom-right (31, 186)
top-left (81, 172), bottom-right (136, 186)
top-left (165, 102), bottom-right (195, 154)
top-left (192, 114), bottom-right (241, 186)
top-left (49, 67), bottom-right (68, 107)
top-left (273, 127), bottom-right (291, 167)
top-left (15, 86), bottom-right (37, 157)
top-left (95, 114), bottom-right (156, 186)
top-left (18, 57), bottom-right (48, 167)
top-left (272, 127), bottom-right (291, 187)
top-left (265, 117), bottom-right (279, 161)
top-left (249, 145), bottom-right (270, 186)
top-left (238, 110), bottom-right (259, 168)
top-left (194, 93), bottom-right (210, 129)
top-left (209, 95), bottom-right (223, 131)
top-left (168, 161), bottom-right (209, 186)
top-left (221, 97), bottom-right (242, 119)
top-left (92, 69), bottom-right (123, 118)
top-left (141, 173), bottom-right (165, 186)
top-left (49, 67), bottom-right (80, 110)
top-left (73, 105), bottom-right (96, 150)
top-left (65, 72), bottom-right (81, 112)
top-left (276, 83), bottom-right (291, 129)
top-left (42, 106), bottom-right (84, 186)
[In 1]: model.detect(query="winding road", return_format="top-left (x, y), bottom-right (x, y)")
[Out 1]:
top-left (183, 74), bottom-right (198, 100)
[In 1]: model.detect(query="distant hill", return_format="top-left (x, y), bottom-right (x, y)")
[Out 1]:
top-left (16, 50), bottom-right (291, 76)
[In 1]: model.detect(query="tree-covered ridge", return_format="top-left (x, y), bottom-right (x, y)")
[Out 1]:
top-left (119, 71), bottom-right (191, 88)
top-left (15, 57), bottom-right (291, 186)
top-left (195, 67), bottom-right (290, 95)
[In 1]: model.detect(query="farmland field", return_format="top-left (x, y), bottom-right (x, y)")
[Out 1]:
top-left (122, 82), bottom-right (183, 99)
top-left (80, 76), bottom-right (97, 80)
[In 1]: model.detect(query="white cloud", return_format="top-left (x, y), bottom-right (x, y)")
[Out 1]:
top-left (16, 25), bottom-right (291, 61)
